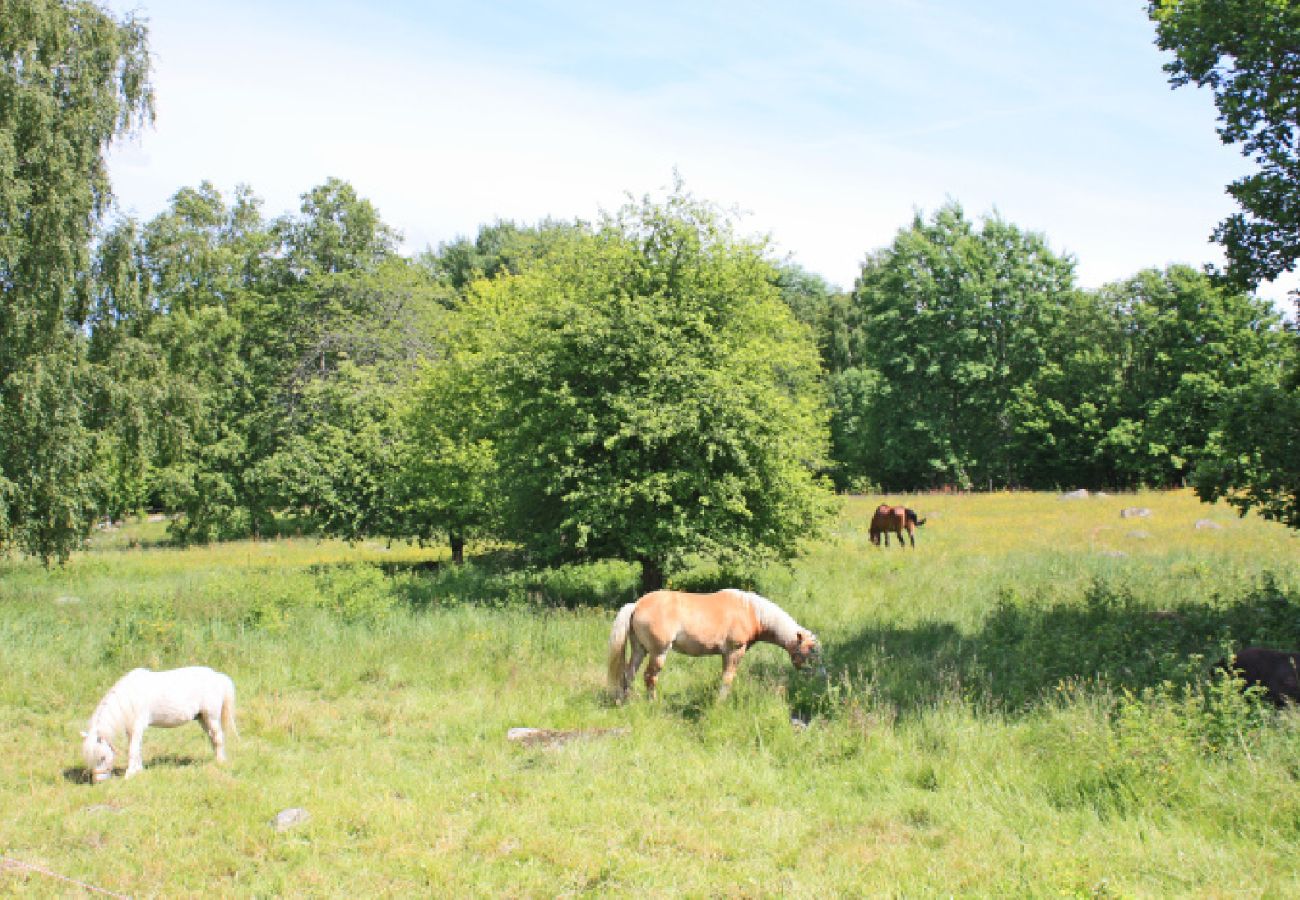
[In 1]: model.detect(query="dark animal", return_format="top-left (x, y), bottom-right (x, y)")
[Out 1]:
top-left (1216, 647), bottom-right (1300, 706)
top-left (869, 504), bottom-right (926, 548)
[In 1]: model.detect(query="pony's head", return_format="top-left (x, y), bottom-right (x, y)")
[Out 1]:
top-left (81, 730), bottom-right (114, 783)
top-left (788, 630), bottom-right (821, 669)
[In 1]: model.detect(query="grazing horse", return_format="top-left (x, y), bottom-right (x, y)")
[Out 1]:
top-left (606, 589), bottom-right (820, 701)
top-left (1216, 647), bottom-right (1300, 706)
top-left (82, 666), bottom-right (236, 782)
top-left (869, 504), bottom-right (926, 548)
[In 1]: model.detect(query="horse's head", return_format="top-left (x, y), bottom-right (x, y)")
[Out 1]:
top-left (788, 630), bottom-right (821, 670)
top-left (81, 730), bottom-right (114, 783)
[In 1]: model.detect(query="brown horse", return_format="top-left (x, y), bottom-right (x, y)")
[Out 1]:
top-left (869, 504), bottom-right (926, 548)
top-left (1216, 647), bottom-right (1300, 706)
top-left (606, 589), bottom-right (820, 701)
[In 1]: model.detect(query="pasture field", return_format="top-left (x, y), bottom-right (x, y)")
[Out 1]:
top-left (2, 491), bottom-right (1299, 897)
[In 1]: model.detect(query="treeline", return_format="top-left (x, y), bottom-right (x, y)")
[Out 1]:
top-left (802, 204), bottom-right (1288, 492)
top-left (4, 1), bottom-right (1297, 580)
top-left (5, 173), bottom-right (1297, 574)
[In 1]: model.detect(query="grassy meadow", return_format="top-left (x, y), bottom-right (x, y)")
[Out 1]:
top-left (2, 491), bottom-right (1300, 897)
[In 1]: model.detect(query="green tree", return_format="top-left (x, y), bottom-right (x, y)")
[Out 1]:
top-left (1192, 319), bottom-right (1300, 528)
top-left (442, 187), bottom-right (835, 591)
top-left (275, 177), bottom-right (399, 278)
top-left (1, 0), bottom-right (152, 560)
top-left (844, 203), bottom-right (1078, 489)
top-left (1097, 266), bottom-right (1284, 487)
top-left (426, 218), bottom-right (581, 294)
top-left (397, 324), bottom-right (504, 564)
top-left (1149, 0), bottom-right (1300, 289)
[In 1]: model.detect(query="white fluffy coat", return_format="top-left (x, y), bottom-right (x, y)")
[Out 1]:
top-left (82, 666), bottom-right (236, 781)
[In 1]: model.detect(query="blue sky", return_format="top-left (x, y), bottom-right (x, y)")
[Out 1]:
top-left (104, 0), bottom-right (1296, 301)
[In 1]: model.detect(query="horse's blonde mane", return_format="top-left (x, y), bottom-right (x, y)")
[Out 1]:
top-left (728, 590), bottom-right (803, 644)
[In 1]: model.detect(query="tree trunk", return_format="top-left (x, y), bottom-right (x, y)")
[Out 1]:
top-left (638, 557), bottom-right (665, 595)
top-left (450, 533), bottom-right (465, 565)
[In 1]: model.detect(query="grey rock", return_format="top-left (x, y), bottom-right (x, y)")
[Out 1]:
top-left (273, 808), bottom-right (310, 832)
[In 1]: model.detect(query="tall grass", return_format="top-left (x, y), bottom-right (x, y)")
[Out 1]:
top-left (1, 491), bottom-right (1298, 896)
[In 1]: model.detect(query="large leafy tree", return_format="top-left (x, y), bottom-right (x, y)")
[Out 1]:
top-left (844, 203), bottom-right (1078, 489)
top-left (1149, 0), bottom-right (1300, 289)
top-left (1, 0), bottom-right (152, 560)
top-left (1150, 1), bottom-right (1300, 527)
top-left (1096, 266), bottom-right (1283, 487)
top-left (435, 188), bottom-right (835, 591)
top-left (1192, 321), bottom-right (1299, 528)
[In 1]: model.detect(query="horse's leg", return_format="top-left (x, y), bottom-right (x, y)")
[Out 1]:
top-left (200, 710), bottom-right (227, 763)
top-left (718, 648), bottom-right (746, 700)
top-left (125, 718), bottom-right (147, 777)
top-left (643, 648), bottom-right (670, 700)
top-left (907, 526), bottom-right (915, 548)
top-left (626, 639), bottom-right (647, 698)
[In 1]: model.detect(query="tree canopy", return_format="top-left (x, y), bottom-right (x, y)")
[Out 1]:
top-left (1, 0), bottom-right (152, 561)
top-left (1149, 0), bottom-right (1300, 290)
top-left (415, 188), bottom-right (837, 590)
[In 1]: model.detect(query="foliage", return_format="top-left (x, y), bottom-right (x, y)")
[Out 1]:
top-left (1149, 0), bottom-right (1300, 289)
top-left (445, 185), bottom-right (837, 589)
top-left (1193, 316), bottom-right (1300, 527)
top-left (86, 180), bottom-right (444, 543)
top-left (1096, 265), bottom-right (1284, 486)
top-left (252, 363), bottom-right (407, 540)
top-left (0, 0), bottom-right (152, 561)
top-left (843, 203), bottom-right (1079, 489)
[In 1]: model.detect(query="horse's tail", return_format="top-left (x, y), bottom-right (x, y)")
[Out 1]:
top-left (907, 508), bottom-right (927, 527)
top-left (606, 602), bottom-right (638, 694)
top-left (221, 676), bottom-right (237, 739)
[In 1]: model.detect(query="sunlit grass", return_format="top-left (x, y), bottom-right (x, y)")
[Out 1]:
top-left (1, 491), bottom-right (1298, 896)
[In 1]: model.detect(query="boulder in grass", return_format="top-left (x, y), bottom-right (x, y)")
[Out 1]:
top-left (507, 727), bottom-right (630, 749)
top-left (1120, 507), bottom-right (1151, 519)
top-left (273, 808), bottom-right (309, 832)
top-left (1195, 519), bottom-right (1224, 531)
top-left (1061, 489), bottom-right (1089, 500)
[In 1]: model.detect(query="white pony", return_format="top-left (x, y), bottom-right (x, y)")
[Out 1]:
top-left (82, 666), bottom-right (236, 782)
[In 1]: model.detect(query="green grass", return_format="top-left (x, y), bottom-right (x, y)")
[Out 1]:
top-left (2, 491), bottom-right (1299, 896)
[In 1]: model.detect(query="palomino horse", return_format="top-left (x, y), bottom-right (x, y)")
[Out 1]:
top-left (82, 666), bottom-right (236, 782)
top-left (869, 504), bottom-right (926, 548)
top-left (607, 589), bottom-right (820, 701)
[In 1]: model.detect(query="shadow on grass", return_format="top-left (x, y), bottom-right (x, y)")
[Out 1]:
top-left (393, 554), bottom-right (641, 611)
top-left (62, 755), bottom-right (205, 785)
top-left (794, 574), bottom-right (1300, 721)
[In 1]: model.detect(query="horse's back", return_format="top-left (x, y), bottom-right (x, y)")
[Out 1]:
top-left (632, 589), bottom-right (760, 653)
top-left (143, 666), bottom-right (232, 726)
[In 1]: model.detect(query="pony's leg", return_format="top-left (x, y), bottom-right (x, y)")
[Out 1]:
top-left (626, 639), bottom-right (647, 698)
top-left (200, 711), bottom-right (227, 763)
top-left (883, 532), bottom-right (890, 547)
top-left (643, 649), bottom-right (670, 700)
top-left (718, 648), bottom-right (746, 700)
top-left (907, 527), bottom-right (915, 548)
top-left (125, 720), bottom-right (146, 777)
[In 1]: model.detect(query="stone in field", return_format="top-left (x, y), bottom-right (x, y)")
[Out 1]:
top-left (507, 727), bottom-right (630, 749)
top-left (273, 808), bottom-right (310, 832)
